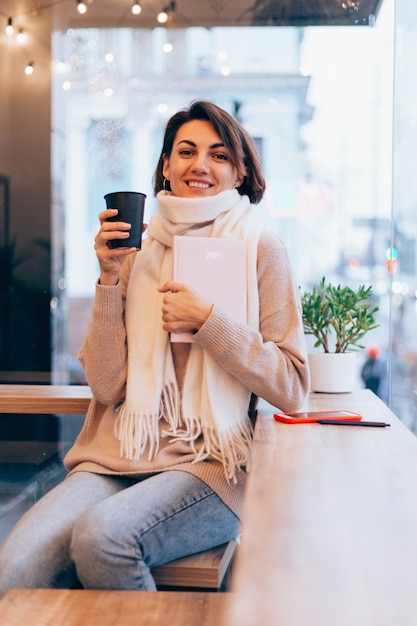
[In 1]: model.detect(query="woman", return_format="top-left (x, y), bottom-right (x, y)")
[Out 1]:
top-left (0, 100), bottom-right (309, 594)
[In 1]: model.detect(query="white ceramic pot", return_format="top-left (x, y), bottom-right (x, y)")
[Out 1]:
top-left (308, 352), bottom-right (357, 393)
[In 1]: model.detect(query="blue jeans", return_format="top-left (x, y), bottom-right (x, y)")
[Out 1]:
top-left (0, 471), bottom-right (239, 595)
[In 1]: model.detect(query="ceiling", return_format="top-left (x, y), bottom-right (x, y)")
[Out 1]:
top-left (1, 0), bottom-right (384, 35)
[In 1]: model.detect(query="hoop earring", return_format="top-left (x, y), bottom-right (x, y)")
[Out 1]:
top-left (163, 178), bottom-right (171, 193)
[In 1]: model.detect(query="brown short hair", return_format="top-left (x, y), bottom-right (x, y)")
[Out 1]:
top-left (153, 100), bottom-right (266, 204)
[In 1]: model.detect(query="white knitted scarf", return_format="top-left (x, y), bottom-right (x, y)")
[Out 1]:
top-left (114, 189), bottom-right (263, 481)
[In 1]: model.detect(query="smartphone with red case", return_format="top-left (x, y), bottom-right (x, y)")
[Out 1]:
top-left (273, 410), bottom-right (362, 424)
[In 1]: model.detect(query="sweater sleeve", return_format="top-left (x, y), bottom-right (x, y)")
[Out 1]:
top-left (193, 231), bottom-right (310, 412)
top-left (77, 256), bottom-right (134, 406)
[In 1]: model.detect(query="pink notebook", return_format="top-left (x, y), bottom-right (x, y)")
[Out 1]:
top-left (171, 235), bottom-right (247, 342)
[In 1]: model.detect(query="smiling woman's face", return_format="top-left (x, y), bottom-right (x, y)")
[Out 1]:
top-left (162, 119), bottom-right (243, 198)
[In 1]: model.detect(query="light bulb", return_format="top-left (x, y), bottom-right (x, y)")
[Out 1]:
top-left (77, 1), bottom-right (87, 14)
top-left (157, 10), bottom-right (168, 23)
top-left (17, 29), bottom-right (27, 45)
top-left (132, 2), bottom-right (141, 15)
top-left (6, 17), bottom-right (14, 36)
top-left (25, 62), bottom-right (34, 76)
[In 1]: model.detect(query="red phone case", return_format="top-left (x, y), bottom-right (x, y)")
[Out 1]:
top-left (273, 410), bottom-right (362, 424)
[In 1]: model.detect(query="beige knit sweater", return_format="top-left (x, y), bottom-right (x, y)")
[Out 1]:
top-left (64, 231), bottom-right (310, 520)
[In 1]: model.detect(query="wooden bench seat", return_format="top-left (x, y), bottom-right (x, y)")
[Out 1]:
top-left (152, 539), bottom-right (238, 590)
top-left (70, 540), bottom-right (237, 592)
top-left (0, 588), bottom-right (229, 626)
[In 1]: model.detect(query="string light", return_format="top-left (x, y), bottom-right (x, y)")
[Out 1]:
top-left (157, 10), bottom-right (168, 23)
top-left (5, 17), bottom-right (14, 36)
top-left (17, 28), bottom-right (28, 45)
top-left (25, 61), bottom-right (34, 76)
top-left (76, 1), bottom-right (88, 15)
top-left (2, 0), bottom-right (185, 82)
top-left (157, 1), bottom-right (176, 24)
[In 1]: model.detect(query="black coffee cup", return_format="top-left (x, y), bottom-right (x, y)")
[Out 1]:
top-left (104, 191), bottom-right (146, 249)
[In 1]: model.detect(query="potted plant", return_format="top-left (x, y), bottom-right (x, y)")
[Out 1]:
top-left (301, 277), bottom-right (380, 393)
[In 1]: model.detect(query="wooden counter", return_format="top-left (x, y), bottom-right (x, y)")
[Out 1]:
top-left (224, 390), bottom-right (417, 626)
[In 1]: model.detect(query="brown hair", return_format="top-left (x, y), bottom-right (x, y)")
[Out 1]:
top-left (153, 100), bottom-right (266, 204)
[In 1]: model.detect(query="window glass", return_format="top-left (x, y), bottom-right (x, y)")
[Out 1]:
top-left (53, 8), bottom-right (395, 410)
top-left (390, 0), bottom-right (417, 428)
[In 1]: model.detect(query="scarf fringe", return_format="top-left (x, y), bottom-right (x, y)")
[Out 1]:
top-left (115, 397), bottom-right (254, 482)
top-left (114, 383), bottom-right (180, 462)
top-left (114, 409), bottom-right (160, 461)
top-left (166, 416), bottom-right (254, 483)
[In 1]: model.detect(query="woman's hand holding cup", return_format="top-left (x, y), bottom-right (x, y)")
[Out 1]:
top-left (95, 208), bottom-right (147, 286)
